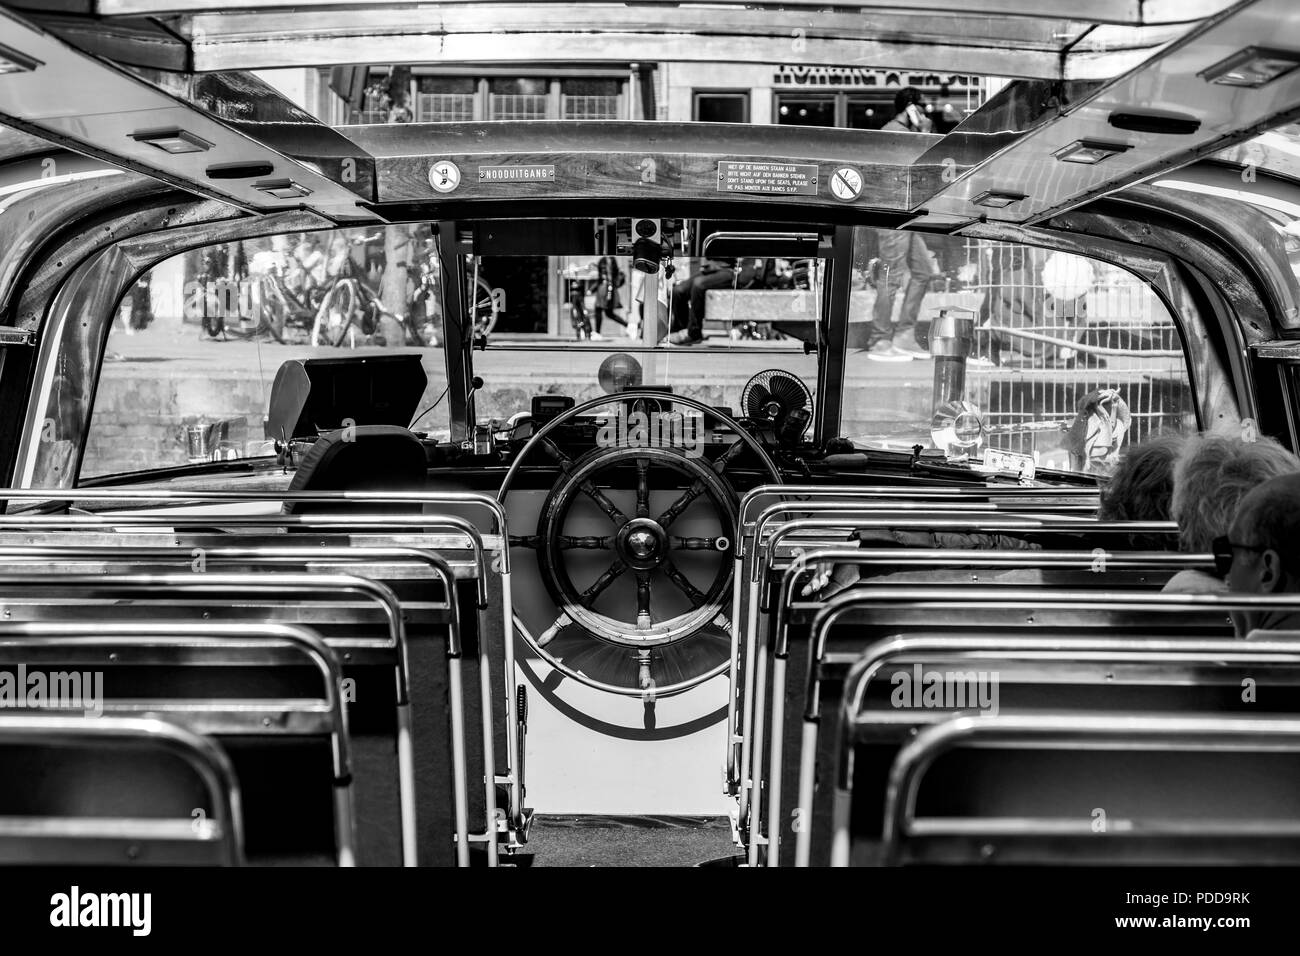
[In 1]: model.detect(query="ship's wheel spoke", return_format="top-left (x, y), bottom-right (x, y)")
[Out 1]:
top-left (580, 481), bottom-right (628, 526)
top-left (669, 535), bottom-right (726, 551)
top-left (635, 570), bottom-right (653, 630)
top-left (711, 439), bottom-right (748, 476)
top-left (536, 610), bottom-right (573, 648)
top-left (661, 557), bottom-right (706, 607)
top-left (559, 535), bottom-right (614, 550)
top-left (579, 560), bottom-right (627, 607)
top-left (656, 480), bottom-right (706, 530)
top-left (635, 457), bottom-right (650, 518)
top-left (538, 437), bottom-right (574, 469)
top-left (540, 437), bottom-right (626, 523)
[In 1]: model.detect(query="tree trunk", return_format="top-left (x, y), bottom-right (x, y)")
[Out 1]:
top-left (380, 68), bottom-right (415, 326)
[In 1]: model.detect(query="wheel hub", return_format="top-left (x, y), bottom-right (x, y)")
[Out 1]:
top-left (616, 517), bottom-right (668, 570)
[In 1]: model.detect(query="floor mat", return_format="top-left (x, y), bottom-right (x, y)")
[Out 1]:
top-left (506, 815), bottom-right (739, 867)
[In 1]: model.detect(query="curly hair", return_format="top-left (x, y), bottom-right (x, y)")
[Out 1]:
top-left (1098, 435), bottom-right (1184, 522)
top-left (1171, 433), bottom-right (1300, 553)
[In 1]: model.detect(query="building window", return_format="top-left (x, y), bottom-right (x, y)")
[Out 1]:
top-left (693, 91), bottom-right (750, 124)
top-left (562, 78), bottom-right (622, 119)
top-left (845, 96), bottom-right (891, 130)
top-left (489, 77), bottom-right (549, 120)
top-left (416, 76), bottom-right (476, 122)
top-left (775, 90), bottom-right (965, 133)
top-left (346, 70), bottom-right (629, 124)
top-left (775, 95), bottom-right (836, 127)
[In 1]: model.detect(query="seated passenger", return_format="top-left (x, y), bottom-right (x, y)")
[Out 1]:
top-left (1098, 434), bottom-right (1181, 521)
top-left (1097, 434), bottom-right (1183, 548)
top-left (1221, 472), bottom-right (1300, 636)
top-left (1163, 433), bottom-right (1300, 593)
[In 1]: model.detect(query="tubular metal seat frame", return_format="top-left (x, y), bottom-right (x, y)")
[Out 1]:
top-left (786, 589), bottom-right (1300, 866)
top-left (881, 712), bottom-right (1300, 867)
top-left (0, 570), bottom-right (440, 864)
top-left (728, 503), bottom-right (1177, 855)
top-left (832, 634), bottom-right (1300, 865)
top-left (0, 487), bottom-right (527, 849)
top-left (740, 548), bottom-right (1210, 865)
top-left (0, 713), bottom-right (244, 866)
top-left (0, 621), bottom-right (355, 865)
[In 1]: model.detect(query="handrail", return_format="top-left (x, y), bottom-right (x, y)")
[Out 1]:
top-left (774, 548), bottom-right (1210, 656)
top-left (807, 587), bottom-right (1300, 720)
top-left (0, 511), bottom-right (496, 583)
top-left (737, 483), bottom-right (1101, 551)
top-left (841, 632), bottom-right (1300, 764)
top-left (756, 515), bottom-right (1178, 587)
top-left (1, 487), bottom-right (509, 539)
top-left (0, 543), bottom-right (472, 622)
top-left (745, 497), bottom-right (1101, 562)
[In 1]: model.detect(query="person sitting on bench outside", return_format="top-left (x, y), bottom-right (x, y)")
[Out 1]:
top-left (662, 257), bottom-right (761, 346)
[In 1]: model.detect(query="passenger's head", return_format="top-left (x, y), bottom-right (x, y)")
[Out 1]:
top-left (1170, 433), bottom-right (1300, 553)
top-left (894, 87), bottom-right (924, 115)
top-left (1098, 434), bottom-right (1183, 522)
top-left (1224, 472), bottom-right (1300, 633)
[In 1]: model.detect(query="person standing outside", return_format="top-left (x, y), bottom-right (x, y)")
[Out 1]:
top-left (868, 88), bottom-right (942, 362)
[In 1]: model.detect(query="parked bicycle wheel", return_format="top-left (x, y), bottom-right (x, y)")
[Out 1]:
top-left (470, 275), bottom-right (499, 337)
top-left (312, 281), bottom-right (359, 347)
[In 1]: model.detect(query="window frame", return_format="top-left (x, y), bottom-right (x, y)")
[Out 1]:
top-left (692, 90), bottom-right (751, 124)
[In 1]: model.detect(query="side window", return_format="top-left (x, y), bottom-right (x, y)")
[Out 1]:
top-left (844, 227), bottom-right (1195, 474)
top-left (693, 91), bottom-right (750, 124)
top-left (81, 224), bottom-right (448, 478)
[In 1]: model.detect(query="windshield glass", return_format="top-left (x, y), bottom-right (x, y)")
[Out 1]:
top-left (81, 223), bottom-right (447, 479)
top-left (474, 241), bottom-right (820, 424)
top-left (842, 226), bottom-right (1193, 473)
top-left (85, 216), bottom-right (1194, 480)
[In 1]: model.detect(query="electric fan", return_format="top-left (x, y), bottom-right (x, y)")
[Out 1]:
top-left (740, 369), bottom-right (812, 442)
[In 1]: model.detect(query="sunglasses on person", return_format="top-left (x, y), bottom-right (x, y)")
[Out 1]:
top-left (1212, 535), bottom-right (1268, 578)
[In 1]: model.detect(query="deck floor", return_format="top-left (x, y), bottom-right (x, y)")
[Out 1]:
top-left (505, 815), bottom-right (737, 867)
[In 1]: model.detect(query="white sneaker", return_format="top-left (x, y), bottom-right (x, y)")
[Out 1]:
top-left (626, 318), bottom-right (640, 339)
top-left (866, 342), bottom-right (913, 362)
top-left (589, 331), bottom-right (605, 342)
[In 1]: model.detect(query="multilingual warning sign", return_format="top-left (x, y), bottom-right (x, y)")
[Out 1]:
top-left (716, 161), bottom-right (818, 195)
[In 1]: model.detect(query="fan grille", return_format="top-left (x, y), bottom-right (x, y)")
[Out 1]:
top-left (740, 369), bottom-right (812, 436)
